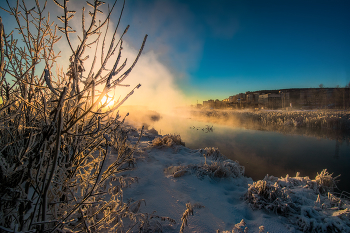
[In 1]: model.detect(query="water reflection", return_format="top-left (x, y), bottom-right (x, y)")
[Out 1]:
top-left (147, 114), bottom-right (350, 193)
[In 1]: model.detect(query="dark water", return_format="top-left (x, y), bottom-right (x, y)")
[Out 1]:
top-left (148, 114), bottom-right (350, 193)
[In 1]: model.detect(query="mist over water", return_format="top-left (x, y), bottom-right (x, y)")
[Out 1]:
top-left (123, 107), bottom-right (350, 193)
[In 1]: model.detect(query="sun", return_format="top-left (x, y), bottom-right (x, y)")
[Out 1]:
top-left (101, 95), bottom-right (115, 108)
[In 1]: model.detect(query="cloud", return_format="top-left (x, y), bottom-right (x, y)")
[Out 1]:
top-left (111, 41), bottom-right (190, 113)
top-left (121, 0), bottom-right (204, 73)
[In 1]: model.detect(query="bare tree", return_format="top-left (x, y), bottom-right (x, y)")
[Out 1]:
top-left (0, 0), bottom-right (163, 232)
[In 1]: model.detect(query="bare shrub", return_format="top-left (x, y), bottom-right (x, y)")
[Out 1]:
top-left (164, 147), bottom-right (244, 180)
top-left (198, 147), bottom-right (227, 161)
top-left (166, 160), bottom-right (244, 180)
top-left (0, 0), bottom-right (152, 232)
top-left (315, 169), bottom-right (340, 194)
top-left (152, 134), bottom-right (185, 147)
top-left (126, 204), bottom-right (176, 233)
top-left (232, 219), bottom-right (248, 233)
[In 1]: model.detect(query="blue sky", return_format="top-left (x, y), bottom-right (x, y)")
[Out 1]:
top-left (116, 0), bottom-right (350, 102)
top-left (1, 0), bottom-right (349, 104)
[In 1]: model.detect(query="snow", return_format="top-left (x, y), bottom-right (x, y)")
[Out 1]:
top-left (116, 127), bottom-right (350, 232)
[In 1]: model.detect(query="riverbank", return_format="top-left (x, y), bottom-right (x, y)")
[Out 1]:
top-left (118, 127), bottom-right (350, 232)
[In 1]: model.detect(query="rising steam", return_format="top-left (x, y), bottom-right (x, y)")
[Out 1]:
top-left (51, 0), bottom-right (190, 120)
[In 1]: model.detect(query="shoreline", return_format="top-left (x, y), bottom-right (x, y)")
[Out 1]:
top-left (120, 127), bottom-right (350, 232)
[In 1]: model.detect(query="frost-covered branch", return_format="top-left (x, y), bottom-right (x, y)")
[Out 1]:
top-left (0, 0), bottom-right (147, 232)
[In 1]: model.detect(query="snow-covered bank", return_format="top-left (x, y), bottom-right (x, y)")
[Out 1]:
top-left (118, 127), bottom-right (350, 232)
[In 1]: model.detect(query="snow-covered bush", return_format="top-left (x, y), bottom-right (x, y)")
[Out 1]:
top-left (0, 0), bottom-right (148, 232)
top-left (198, 147), bottom-right (227, 161)
top-left (152, 134), bottom-right (185, 147)
top-left (245, 171), bottom-right (350, 232)
top-left (232, 219), bottom-right (248, 233)
top-left (193, 161), bottom-right (244, 179)
top-left (315, 169), bottom-right (340, 194)
top-left (166, 155), bottom-right (244, 180)
top-left (165, 146), bottom-right (244, 180)
top-left (147, 127), bottom-right (159, 135)
top-left (125, 204), bottom-right (176, 233)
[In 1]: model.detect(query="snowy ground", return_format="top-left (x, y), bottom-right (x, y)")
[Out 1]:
top-left (116, 127), bottom-right (350, 233)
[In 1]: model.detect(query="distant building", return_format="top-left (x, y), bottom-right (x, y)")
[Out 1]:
top-left (299, 88), bottom-right (328, 108)
top-left (203, 99), bottom-right (214, 108)
top-left (214, 99), bottom-right (225, 108)
top-left (201, 87), bottom-right (350, 110)
top-left (259, 93), bottom-right (281, 109)
top-left (246, 92), bottom-right (254, 102)
top-left (279, 91), bottom-right (290, 109)
top-left (236, 93), bottom-right (246, 101)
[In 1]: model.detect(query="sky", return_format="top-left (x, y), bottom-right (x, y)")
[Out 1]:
top-left (1, 0), bottom-right (350, 108)
top-left (119, 0), bottom-right (350, 102)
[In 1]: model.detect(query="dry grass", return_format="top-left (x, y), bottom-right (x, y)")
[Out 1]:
top-left (165, 158), bottom-right (244, 180)
top-left (152, 134), bottom-right (185, 147)
top-left (179, 203), bottom-right (204, 233)
top-left (220, 219), bottom-right (267, 233)
top-left (198, 147), bottom-right (227, 161)
top-left (315, 169), bottom-right (340, 194)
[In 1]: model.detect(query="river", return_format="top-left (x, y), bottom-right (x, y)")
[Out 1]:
top-left (144, 112), bottom-right (350, 194)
